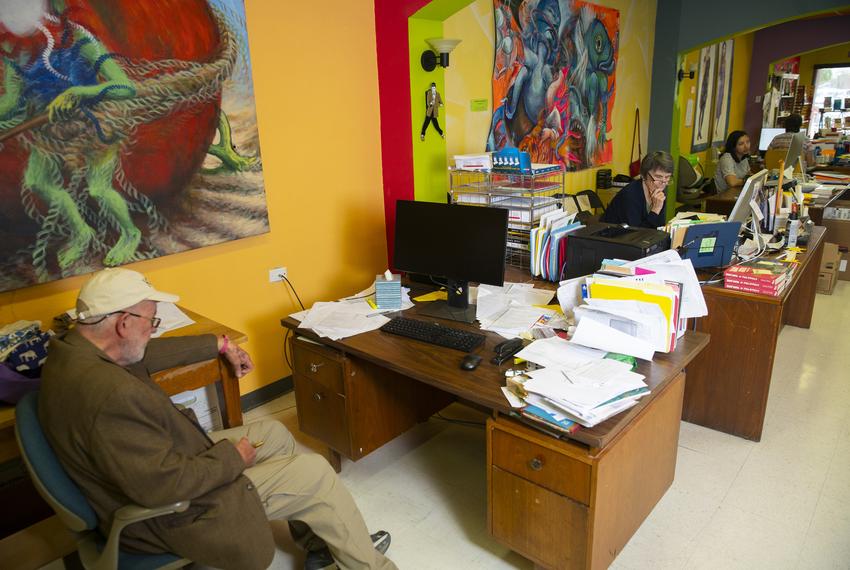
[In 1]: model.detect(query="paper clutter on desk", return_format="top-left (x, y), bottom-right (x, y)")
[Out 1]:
top-left (374, 271), bottom-right (402, 310)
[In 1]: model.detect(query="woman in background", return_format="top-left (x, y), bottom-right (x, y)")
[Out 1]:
top-left (714, 130), bottom-right (753, 192)
top-left (601, 151), bottom-right (673, 228)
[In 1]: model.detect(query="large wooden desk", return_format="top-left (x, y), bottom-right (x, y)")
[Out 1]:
top-left (281, 302), bottom-right (709, 569)
top-left (683, 226), bottom-right (826, 441)
top-left (0, 308), bottom-right (246, 463)
top-left (704, 186), bottom-right (741, 217)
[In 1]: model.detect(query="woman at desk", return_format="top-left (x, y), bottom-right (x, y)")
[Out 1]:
top-left (601, 151), bottom-right (673, 228)
top-left (714, 130), bottom-right (753, 192)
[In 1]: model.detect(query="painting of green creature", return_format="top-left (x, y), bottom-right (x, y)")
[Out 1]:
top-left (0, 0), bottom-right (268, 291)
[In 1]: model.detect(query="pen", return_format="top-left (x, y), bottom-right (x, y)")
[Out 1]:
top-left (366, 311), bottom-right (394, 318)
top-left (252, 441), bottom-right (265, 448)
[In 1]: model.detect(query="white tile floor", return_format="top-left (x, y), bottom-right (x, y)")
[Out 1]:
top-left (42, 281), bottom-right (850, 569)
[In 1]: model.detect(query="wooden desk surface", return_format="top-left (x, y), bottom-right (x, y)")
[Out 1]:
top-left (699, 225), bottom-right (825, 305)
top-left (281, 305), bottom-right (709, 451)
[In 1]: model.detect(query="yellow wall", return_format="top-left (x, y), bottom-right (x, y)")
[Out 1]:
top-left (444, 0), bottom-right (658, 195)
top-left (676, 32), bottom-right (753, 178)
top-left (409, 17), bottom-right (450, 203)
top-left (0, 1), bottom-right (389, 395)
top-left (443, 0), bottom-right (494, 158)
top-left (798, 42), bottom-right (850, 87)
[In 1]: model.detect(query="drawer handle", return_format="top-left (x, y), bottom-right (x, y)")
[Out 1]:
top-left (313, 392), bottom-right (323, 401)
top-left (309, 362), bottom-right (325, 373)
top-left (528, 457), bottom-right (544, 471)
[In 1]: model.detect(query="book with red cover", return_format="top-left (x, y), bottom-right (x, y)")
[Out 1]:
top-left (724, 260), bottom-right (793, 284)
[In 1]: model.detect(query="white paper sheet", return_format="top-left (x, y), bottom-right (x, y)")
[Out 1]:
top-left (556, 276), bottom-right (585, 318)
top-left (514, 336), bottom-right (607, 368)
top-left (570, 318), bottom-right (655, 361)
top-left (151, 302), bottom-right (195, 338)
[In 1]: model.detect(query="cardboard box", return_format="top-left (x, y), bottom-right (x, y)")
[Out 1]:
top-left (820, 242), bottom-right (841, 272)
top-left (817, 269), bottom-right (838, 294)
top-left (839, 251), bottom-right (850, 282)
top-left (820, 219), bottom-right (850, 280)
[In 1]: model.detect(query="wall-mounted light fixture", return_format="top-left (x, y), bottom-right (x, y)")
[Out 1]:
top-left (677, 63), bottom-right (697, 82)
top-left (421, 38), bottom-right (462, 72)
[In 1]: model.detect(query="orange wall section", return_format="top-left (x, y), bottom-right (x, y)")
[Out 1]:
top-left (0, 1), bottom-right (389, 395)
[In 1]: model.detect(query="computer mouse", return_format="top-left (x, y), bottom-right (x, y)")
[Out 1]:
top-left (460, 354), bottom-right (483, 371)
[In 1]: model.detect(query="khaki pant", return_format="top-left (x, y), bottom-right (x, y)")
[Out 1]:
top-left (211, 421), bottom-right (396, 570)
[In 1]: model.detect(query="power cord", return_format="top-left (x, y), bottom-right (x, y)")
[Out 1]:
top-left (433, 413), bottom-right (485, 428)
top-left (280, 275), bottom-right (306, 370)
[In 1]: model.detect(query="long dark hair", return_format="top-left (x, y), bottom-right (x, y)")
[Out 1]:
top-left (723, 130), bottom-right (749, 162)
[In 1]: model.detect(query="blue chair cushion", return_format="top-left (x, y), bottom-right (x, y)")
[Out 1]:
top-left (16, 391), bottom-right (99, 529)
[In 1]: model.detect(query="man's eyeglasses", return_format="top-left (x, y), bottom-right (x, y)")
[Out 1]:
top-left (645, 172), bottom-right (672, 185)
top-left (116, 311), bottom-right (161, 329)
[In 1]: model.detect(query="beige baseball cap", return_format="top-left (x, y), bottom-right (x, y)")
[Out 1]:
top-left (76, 268), bottom-right (179, 320)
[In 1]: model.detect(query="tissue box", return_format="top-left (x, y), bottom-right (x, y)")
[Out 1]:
top-left (374, 274), bottom-right (402, 309)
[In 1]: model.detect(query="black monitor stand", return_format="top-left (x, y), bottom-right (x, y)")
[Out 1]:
top-left (417, 279), bottom-right (477, 323)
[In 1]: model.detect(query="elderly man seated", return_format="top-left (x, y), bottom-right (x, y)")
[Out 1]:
top-left (39, 268), bottom-right (396, 570)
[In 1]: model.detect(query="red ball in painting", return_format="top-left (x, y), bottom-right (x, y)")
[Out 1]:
top-left (0, 0), bottom-right (222, 251)
top-left (76, 0), bottom-right (222, 200)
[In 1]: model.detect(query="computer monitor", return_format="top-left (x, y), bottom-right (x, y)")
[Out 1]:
top-left (783, 132), bottom-right (807, 180)
top-left (393, 200), bottom-right (508, 322)
top-left (728, 169), bottom-right (770, 226)
top-left (758, 128), bottom-right (784, 151)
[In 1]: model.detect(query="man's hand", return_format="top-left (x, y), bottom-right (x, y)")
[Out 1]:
top-left (221, 341), bottom-right (255, 378)
top-left (234, 437), bottom-right (256, 467)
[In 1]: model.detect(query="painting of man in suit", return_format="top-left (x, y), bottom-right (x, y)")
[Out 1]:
top-left (420, 82), bottom-right (444, 140)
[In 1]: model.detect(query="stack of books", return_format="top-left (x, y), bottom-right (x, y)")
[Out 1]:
top-left (723, 259), bottom-right (794, 296)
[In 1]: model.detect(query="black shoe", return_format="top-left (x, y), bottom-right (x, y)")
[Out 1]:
top-left (303, 531), bottom-right (391, 570)
top-left (371, 530), bottom-right (391, 555)
top-left (304, 548), bottom-right (336, 570)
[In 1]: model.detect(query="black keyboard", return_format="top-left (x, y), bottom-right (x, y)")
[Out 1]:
top-left (380, 317), bottom-right (485, 352)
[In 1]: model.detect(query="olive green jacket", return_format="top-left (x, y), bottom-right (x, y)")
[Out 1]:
top-left (39, 329), bottom-right (274, 570)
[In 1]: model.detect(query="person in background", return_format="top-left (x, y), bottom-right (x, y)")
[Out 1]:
top-left (39, 268), bottom-right (396, 570)
top-left (601, 151), bottom-right (673, 228)
top-left (714, 130), bottom-right (753, 192)
top-left (767, 113), bottom-right (816, 165)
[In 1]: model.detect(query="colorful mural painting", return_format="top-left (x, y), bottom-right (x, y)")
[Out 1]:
top-left (487, 0), bottom-right (619, 171)
top-left (0, 0), bottom-right (267, 292)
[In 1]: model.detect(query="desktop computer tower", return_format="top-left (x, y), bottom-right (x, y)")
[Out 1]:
top-left (564, 224), bottom-right (671, 278)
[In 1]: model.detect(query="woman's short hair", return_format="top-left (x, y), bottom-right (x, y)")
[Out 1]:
top-left (639, 151), bottom-right (674, 178)
top-left (723, 130), bottom-right (748, 160)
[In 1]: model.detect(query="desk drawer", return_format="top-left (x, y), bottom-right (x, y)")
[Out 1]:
top-left (293, 374), bottom-right (350, 456)
top-left (292, 339), bottom-right (345, 395)
top-left (490, 466), bottom-right (587, 570)
top-left (491, 429), bottom-right (591, 505)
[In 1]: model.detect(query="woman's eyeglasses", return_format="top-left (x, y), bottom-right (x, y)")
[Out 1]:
top-left (645, 172), bottom-right (671, 185)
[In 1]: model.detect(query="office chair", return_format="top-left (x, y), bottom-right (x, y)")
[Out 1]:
top-left (676, 155), bottom-right (714, 212)
top-left (764, 148), bottom-right (785, 171)
top-left (571, 189), bottom-right (606, 222)
top-left (14, 391), bottom-right (191, 570)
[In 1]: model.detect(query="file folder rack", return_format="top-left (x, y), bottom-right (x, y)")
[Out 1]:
top-left (449, 167), bottom-right (565, 269)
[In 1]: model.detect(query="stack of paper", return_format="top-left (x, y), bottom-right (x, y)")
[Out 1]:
top-left (476, 283), bottom-right (564, 338)
top-left (291, 285), bottom-right (414, 340)
top-left (521, 359), bottom-right (649, 428)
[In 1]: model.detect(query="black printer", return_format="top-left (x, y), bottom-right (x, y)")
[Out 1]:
top-left (564, 223), bottom-right (670, 278)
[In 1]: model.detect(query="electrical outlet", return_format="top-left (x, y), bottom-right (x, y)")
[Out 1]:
top-left (269, 267), bottom-right (288, 282)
